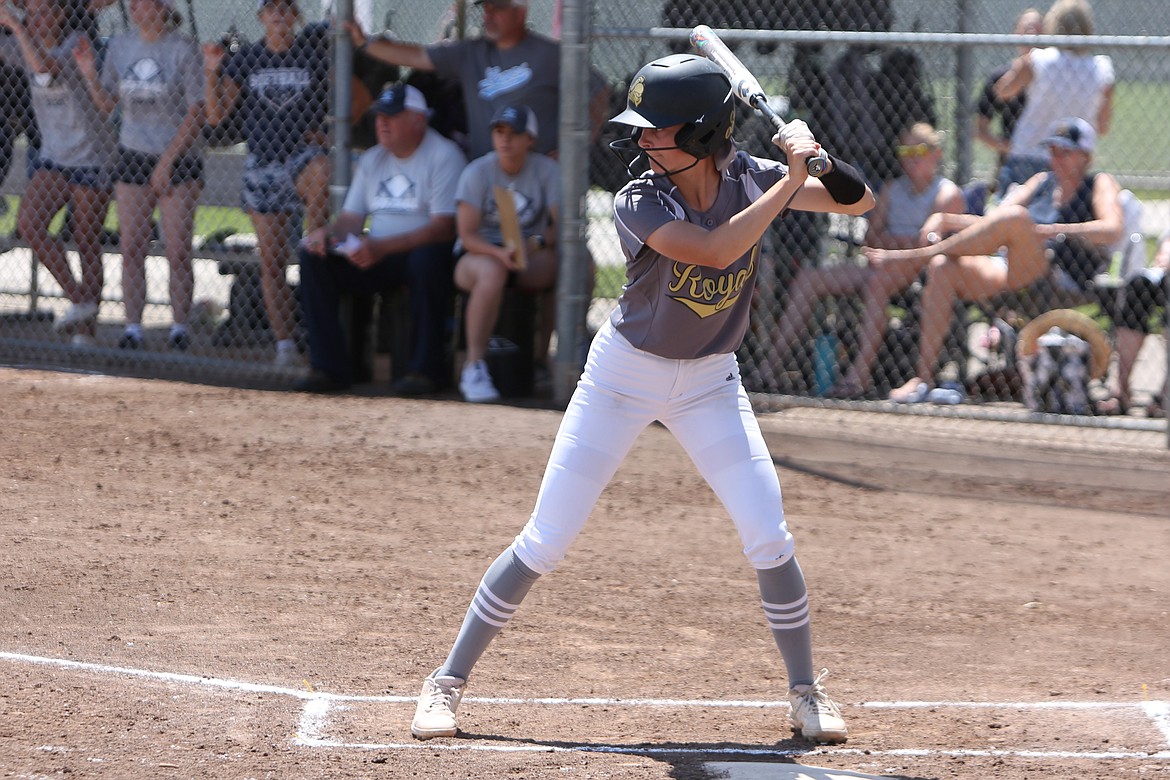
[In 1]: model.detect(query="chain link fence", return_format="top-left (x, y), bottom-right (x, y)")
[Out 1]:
top-left (586, 0), bottom-right (1168, 438)
top-left (0, 0), bottom-right (1165, 441)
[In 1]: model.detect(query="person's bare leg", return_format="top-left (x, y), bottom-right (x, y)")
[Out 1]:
top-left (251, 211), bottom-right (295, 343)
top-left (866, 205), bottom-right (1047, 290)
top-left (19, 170), bottom-right (77, 301)
top-left (159, 181), bottom-right (202, 327)
top-left (891, 254), bottom-right (1016, 399)
top-left (837, 256), bottom-right (933, 394)
top-left (116, 182), bottom-right (157, 327)
top-left (1113, 326), bottom-right (1146, 410)
top-left (769, 264), bottom-right (873, 391)
top-left (514, 247), bottom-right (558, 364)
top-left (456, 254), bottom-right (509, 364)
top-left (296, 154), bottom-right (331, 234)
top-left (72, 184), bottom-right (111, 303)
top-left (70, 183), bottom-right (112, 339)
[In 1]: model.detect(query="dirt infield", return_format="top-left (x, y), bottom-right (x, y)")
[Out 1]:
top-left (2, 367), bottom-right (1168, 779)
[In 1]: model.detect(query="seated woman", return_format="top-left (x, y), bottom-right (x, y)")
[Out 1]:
top-left (454, 104), bottom-right (559, 403)
top-left (770, 122), bottom-right (965, 397)
top-left (868, 117), bottom-right (1123, 403)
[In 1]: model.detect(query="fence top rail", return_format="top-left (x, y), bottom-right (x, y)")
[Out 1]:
top-left (593, 27), bottom-right (1170, 49)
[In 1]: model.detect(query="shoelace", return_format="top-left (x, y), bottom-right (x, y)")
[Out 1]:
top-left (425, 680), bottom-right (458, 712)
top-left (797, 669), bottom-right (842, 716)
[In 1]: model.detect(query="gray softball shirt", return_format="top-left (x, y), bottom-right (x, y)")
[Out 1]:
top-left (610, 150), bottom-right (788, 359)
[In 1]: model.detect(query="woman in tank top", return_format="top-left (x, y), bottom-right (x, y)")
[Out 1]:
top-left (867, 117), bottom-right (1122, 404)
top-left (769, 122), bottom-right (965, 399)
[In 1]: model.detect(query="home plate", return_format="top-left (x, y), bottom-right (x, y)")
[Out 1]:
top-left (705, 764), bottom-right (885, 780)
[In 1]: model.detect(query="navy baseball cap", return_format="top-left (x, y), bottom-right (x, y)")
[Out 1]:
top-left (1044, 117), bottom-right (1096, 153)
top-left (372, 84), bottom-right (430, 117)
top-left (475, 0), bottom-right (528, 7)
top-left (258, 0), bottom-right (298, 11)
top-left (490, 104), bottom-right (539, 139)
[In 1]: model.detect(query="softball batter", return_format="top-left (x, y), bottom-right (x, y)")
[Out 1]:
top-left (411, 53), bottom-right (875, 744)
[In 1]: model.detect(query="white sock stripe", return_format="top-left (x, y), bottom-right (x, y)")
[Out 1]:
top-left (469, 600), bottom-right (511, 629)
top-left (767, 614), bottom-right (811, 630)
top-left (472, 591), bottom-right (516, 623)
top-left (760, 595), bottom-right (808, 613)
top-left (478, 581), bottom-right (524, 612)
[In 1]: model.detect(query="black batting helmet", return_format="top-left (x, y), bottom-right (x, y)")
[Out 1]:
top-left (611, 53), bottom-right (735, 160)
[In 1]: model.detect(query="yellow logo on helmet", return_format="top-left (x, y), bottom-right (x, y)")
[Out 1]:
top-left (628, 76), bottom-right (645, 107)
top-left (725, 111), bottom-right (735, 139)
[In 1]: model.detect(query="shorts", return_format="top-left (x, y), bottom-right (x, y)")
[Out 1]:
top-left (241, 145), bottom-right (327, 215)
top-left (28, 151), bottom-right (111, 191)
top-left (1114, 268), bottom-right (1167, 334)
top-left (113, 147), bottom-right (204, 187)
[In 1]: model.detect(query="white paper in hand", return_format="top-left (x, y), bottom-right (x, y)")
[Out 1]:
top-left (333, 234), bottom-right (363, 257)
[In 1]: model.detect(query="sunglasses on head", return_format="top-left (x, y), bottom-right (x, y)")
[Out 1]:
top-left (896, 142), bottom-right (936, 159)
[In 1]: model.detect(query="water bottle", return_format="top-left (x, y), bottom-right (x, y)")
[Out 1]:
top-left (813, 326), bottom-right (838, 397)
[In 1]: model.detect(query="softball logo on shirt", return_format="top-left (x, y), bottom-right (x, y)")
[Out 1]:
top-left (249, 68), bottom-right (311, 111)
top-left (372, 173), bottom-right (420, 213)
top-left (121, 58), bottom-right (167, 100)
top-left (667, 244), bottom-right (759, 318)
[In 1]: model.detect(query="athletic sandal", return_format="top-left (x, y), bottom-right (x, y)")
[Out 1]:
top-left (788, 668), bottom-right (848, 744)
top-left (1147, 394), bottom-right (1165, 419)
top-left (889, 381), bottom-right (930, 404)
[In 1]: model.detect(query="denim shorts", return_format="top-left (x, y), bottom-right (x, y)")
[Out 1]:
top-left (113, 147), bottom-right (204, 187)
top-left (28, 151), bottom-right (111, 191)
top-left (241, 145), bottom-right (327, 215)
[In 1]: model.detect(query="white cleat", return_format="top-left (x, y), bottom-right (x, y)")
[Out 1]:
top-left (788, 668), bottom-right (848, 744)
top-left (411, 669), bottom-right (466, 739)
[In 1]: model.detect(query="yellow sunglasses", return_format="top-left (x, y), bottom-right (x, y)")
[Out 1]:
top-left (896, 142), bottom-right (936, 159)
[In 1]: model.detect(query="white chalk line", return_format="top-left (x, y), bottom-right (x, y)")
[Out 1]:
top-left (5, 650), bottom-right (1169, 762)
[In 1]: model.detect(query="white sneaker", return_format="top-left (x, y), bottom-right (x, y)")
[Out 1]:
top-left (788, 668), bottom-right (848, 743)
top-left (54, 302), bottom-right (99, 332)
top-left (460, 360), bottom-right (500, 403)
top-left (274, 344), bottom-right (303, 368)
top-left (411, 669), bottom-right (466, 739)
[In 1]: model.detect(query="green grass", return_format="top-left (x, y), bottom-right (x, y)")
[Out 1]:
top-left (594, 261), bottom-right (626, 299)
top-left (0, 195), bottom-right (255, 240)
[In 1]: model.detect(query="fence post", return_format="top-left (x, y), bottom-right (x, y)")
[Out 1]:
top-left (553, 0), bottom-right (592, 404)
top-left (954, 0), bottom-right (974, 185)
top-left (330, 0), bottom-right (355, 214)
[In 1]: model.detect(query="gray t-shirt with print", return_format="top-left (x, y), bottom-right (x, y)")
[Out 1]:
top-left (0, 31), bottom-right (113, 170)
top-left (610, 151), bottom-right (788, 359)
top-left (100, 30), bottom-right (204, 156)
top-left (454, 150), bottom-right (558, 248)
top-left (342, 128), bottom-right (465, 239)
top-left (426, 33), bottom-right (601, 159)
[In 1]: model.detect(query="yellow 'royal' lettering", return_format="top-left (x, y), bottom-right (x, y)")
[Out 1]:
top-left (666, 245), bottom-right (759, 318)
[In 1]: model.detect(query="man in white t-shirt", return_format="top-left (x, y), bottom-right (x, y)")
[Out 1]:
top-left (296, 84), bottom-right (466, 394)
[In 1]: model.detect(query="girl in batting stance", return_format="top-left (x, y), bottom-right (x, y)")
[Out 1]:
top-left (411, 53), bottom-right (874, 744)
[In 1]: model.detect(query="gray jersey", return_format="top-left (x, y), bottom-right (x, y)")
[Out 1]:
top-left (455, 151), bottom-right (558, 248)
top-left (611, 151), bottom-right (787, 359)
top-left (342, 128), bottom-right (465, 239)
top-left (0, 31), bottom-right (113, 170)
top-left (101, 30), bottom-right (204, 156)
